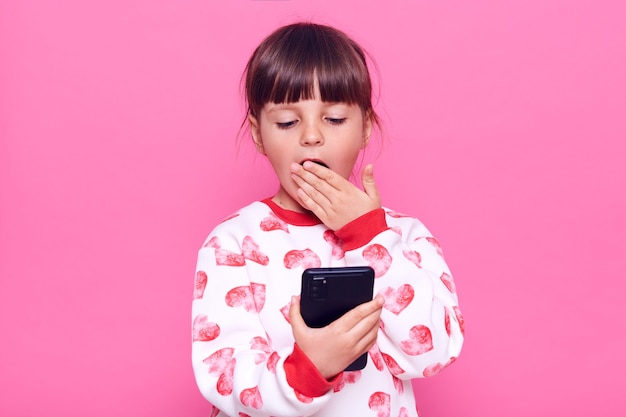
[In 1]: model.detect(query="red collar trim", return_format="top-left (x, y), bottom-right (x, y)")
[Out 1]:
top-left (262, 198), bottom-right (322, 226)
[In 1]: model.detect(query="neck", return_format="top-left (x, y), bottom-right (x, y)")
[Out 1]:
top-left (271, 187), bottom-right (307, 213)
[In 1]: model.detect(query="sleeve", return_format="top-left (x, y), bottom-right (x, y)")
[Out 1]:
top-left (335, 209), bottom-right (464, 379)
top-left (191, 229), bottom-right (335, 417)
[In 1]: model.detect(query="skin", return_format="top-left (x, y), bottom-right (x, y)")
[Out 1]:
top-left (248, 89), bottom-right (386, 379)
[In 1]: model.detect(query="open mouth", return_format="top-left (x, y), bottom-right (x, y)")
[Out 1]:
top-left (301, 160), bottom-right (329, 169)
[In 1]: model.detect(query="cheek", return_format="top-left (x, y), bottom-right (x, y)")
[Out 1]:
top-left (335, 146), bottom-right (362, 178)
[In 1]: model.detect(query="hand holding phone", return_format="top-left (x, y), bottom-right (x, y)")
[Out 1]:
top-left (300, 266), bottom-right (375, 371)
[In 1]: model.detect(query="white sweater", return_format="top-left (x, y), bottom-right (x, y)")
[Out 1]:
top-left (192, 199), bottom-right (464, 417)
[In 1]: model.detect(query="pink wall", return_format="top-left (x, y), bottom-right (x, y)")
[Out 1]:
top-left (1, 1), bottom-right (624, 416)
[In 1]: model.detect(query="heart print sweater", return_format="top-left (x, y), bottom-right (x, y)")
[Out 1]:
top-left (192, 198), bottom-right (464, 417)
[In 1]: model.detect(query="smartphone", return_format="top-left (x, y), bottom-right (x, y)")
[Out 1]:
top-left (300, 266), bottom-right (375, 371)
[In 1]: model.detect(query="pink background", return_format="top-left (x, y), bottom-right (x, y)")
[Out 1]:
top-left (1, 1), bottom-right (625, 416)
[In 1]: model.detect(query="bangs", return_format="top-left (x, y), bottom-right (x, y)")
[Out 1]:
top-left (245, 23), bottom-right (373, 116)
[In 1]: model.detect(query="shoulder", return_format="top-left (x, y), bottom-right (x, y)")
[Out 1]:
top-left (218, 201), bottom-right (272, 225)
top-left (200, 201), bottom-right (275, 247)
top-left (382, 207), bottom-right (433, 239)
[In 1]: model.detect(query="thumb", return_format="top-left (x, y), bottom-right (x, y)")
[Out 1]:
top-left (362, 164), bottom-right (380, 203)
top-left (288, 296), bottom-right (304, 326)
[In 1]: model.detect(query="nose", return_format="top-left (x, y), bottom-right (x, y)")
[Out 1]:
top-left (300, 120), bottom-right (324, 146)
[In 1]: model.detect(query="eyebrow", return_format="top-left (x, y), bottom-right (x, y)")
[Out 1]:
top-left (265, 101), bottom-right (349, 113)
top-left (265, 104), bottom-right (295, 113)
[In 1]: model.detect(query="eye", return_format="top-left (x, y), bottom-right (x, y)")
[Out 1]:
top-left (276, 120), bottom-right (297, 129)
top-left (326, 117), bottom-right (346, 125)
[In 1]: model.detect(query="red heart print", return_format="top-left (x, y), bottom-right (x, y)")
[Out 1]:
top-left (402, 249), bottom-right (422, 268)
top-left (192, 315), bottom-right (220, 342)
top-left (250, 336), bottom-right (271, 365)
top-left (260, 213), bottom-right (289, 233)
top-left (280, 302), bottom-right (291, 323)
top-left (386, 210), bottom-right (410, 218)
top-left (423, 356), bottom-right (456, 377)
top-left (392, 375), bottom-right (404, 395)
top-left (242, 236), bottom-right (269, 265)
top-left (368, 391), bottom-right (391, 417)
top-left (381, 352), bottom-right (405, 376)
top-left (203, 347), bottom-right (234, 375)
top-left (323, 230), bottom-right (345, 260)
top-left (423, 362), bottom-right (444, 378)
top-left (249, 336), bottom-right (270, 353)
top-left (425, 236), bottom-right (444, 257)
top-left (250, 282), bottom-right (266, 311)
top-left (194, 270), bottom-right (208, 299)
top-left (216, 358), bottom-right (235, 395)
top-left (283, 249), bottom-right (321, 269)
top-left (225, 283), bottom-right (266, 313)
top-left (221, 213), bottom-right (240, 223)
top-left (295, 390), bottom-right (314, 404)
top-left (225, 286), bottom-right (254, 311)
top-left (440, 272), bottom-right (456, 293)
top-left (266, 352), bottom-right (279, 374)
top-left (203, 348), bottom-right (236, 396)
top-left (400, 325), bottom-right (434, 356)
top-left (363, 244), bottom-right (392, 277)
top-left (215, 248), bottom-right (245, 267)
top-left (240, 386), bottom-right (263, 409)
top-left (333, 370), bottom-right (362, 392)
top-left (368, 345), bottom-right (384, 371)
top-left (454, 306), bottom-right (465, 335)
top-left (203, 236), bottom-right (220, 248)
top-left (380, 284), bottom-right (414, 315)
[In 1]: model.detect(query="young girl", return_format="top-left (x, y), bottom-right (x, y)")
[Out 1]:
top-left (192, 22), bottom-right (464, 417)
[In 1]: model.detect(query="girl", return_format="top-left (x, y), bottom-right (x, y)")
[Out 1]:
top-left (192, 22), bottom-right (464, 417)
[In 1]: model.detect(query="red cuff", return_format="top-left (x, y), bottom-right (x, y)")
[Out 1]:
top-left (335, 208), bottom-right (388, 251)
top-left (284, 343), bottom-right (342, 398)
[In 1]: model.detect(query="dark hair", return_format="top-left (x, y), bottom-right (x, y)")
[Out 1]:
top-left (243, 22), bottom-right (380, 126)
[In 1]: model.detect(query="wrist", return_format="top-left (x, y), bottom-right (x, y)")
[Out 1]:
top-left (335, 208), bottom-right (388, 251)
top-left (284, 343), bottom-right (342, 397)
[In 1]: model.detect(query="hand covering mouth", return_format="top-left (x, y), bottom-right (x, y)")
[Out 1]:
top-left (301, 159), bottom-right (329, 169)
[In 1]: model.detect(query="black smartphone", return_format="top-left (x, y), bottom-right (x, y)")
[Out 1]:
top-left (300, 266), bottom-right (375, 371)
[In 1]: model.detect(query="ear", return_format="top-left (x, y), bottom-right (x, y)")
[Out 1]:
top-left (248, 114), bottom-right (265, 154)
top-left (361, 111), bottom-right (374, 149)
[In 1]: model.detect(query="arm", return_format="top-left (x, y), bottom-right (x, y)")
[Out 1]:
top-left (192, 232), bottom-right (335, 416)
top-left (290, 161), bottom-right (463, 378)
top-left (337, 210), bottom-right (464, 379)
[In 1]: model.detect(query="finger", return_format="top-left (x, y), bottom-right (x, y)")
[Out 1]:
top-left (344, 304), bottom-right (383, 353)
top-left (361, 164), bottom-right (381, 204)
top-left (300, 161), bottom-right (346, 190)
top-left (349, 308), bottom-right (382, 339)
top-left (292, 173), bottom-right (332, 205)
top-left (290, 165), bottom-right (335, 205)
top-left (360, 322), bottom-right (381, 352)
top-left (294, 183), bottom-right (332, 220)
top-left (337, 295), bottom-right (384, 330)
top-left (357, 312), bottom-right (382, 341)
